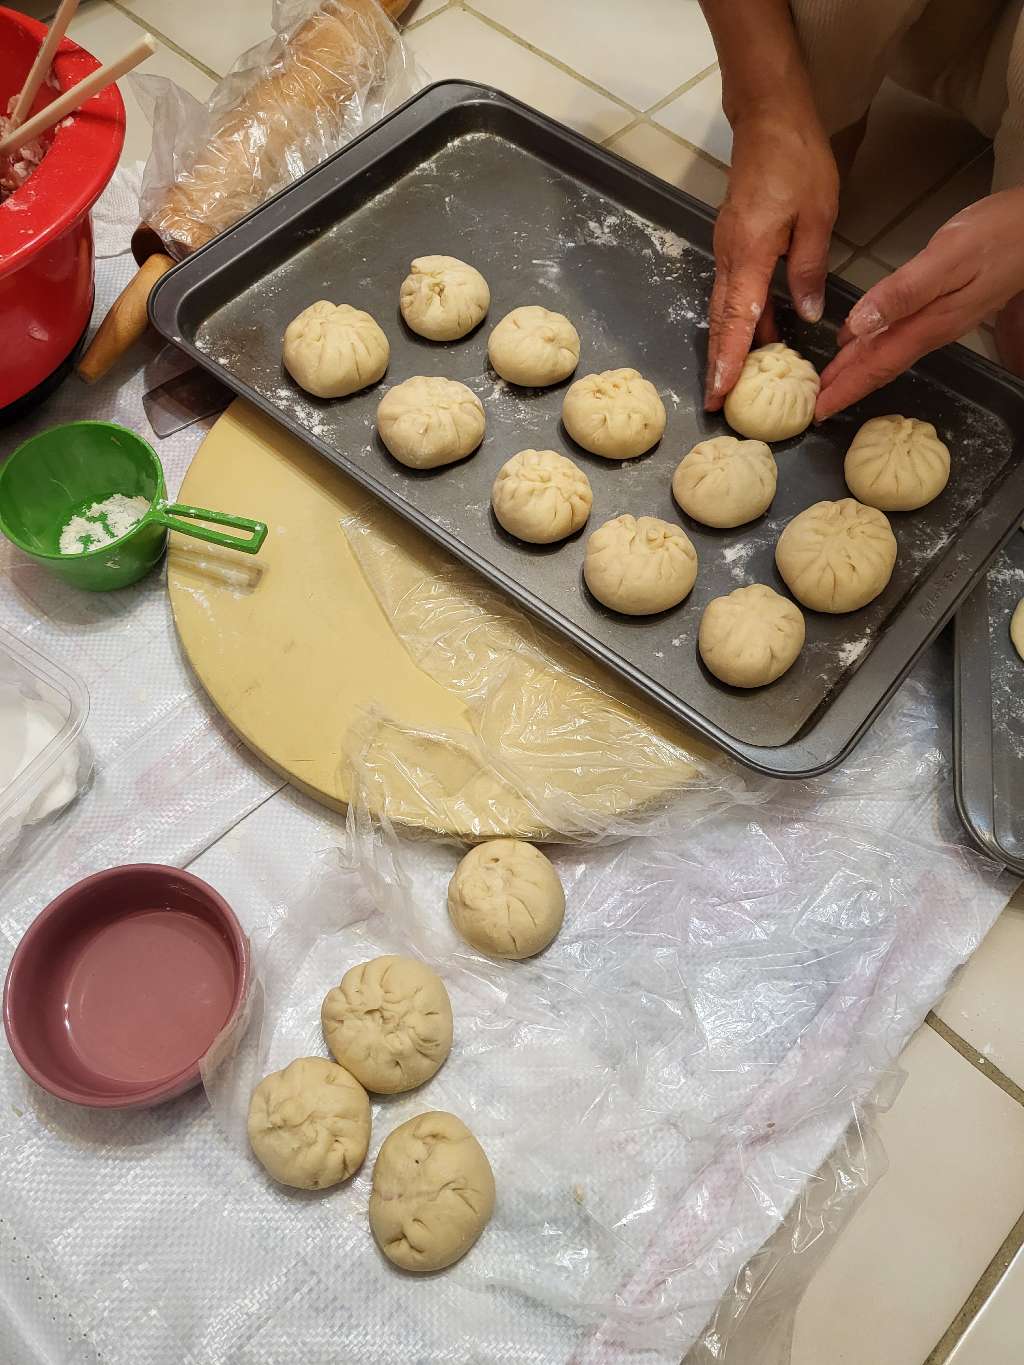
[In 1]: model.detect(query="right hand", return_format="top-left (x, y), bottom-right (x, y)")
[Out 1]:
top-left (705, 108), bottom-right (839, 410)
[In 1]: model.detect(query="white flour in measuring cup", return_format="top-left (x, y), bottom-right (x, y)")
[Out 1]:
top-left (59, 493), bottom-right (151, 555)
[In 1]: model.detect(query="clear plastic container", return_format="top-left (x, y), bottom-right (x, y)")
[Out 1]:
top-left (0, 625), bottom-right (90, 859)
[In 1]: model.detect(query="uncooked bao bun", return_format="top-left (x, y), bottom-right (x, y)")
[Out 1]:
top-left (488, 305), bottom-right (580, 386)
top-left (584, 514), bottom-right (698, 615)
top-left (491, 448), bottom-right (592, 543)
top-left (283, 300), bottom-right (389, 398)
top-left (448, 838), bottom-right (565, 959)
top-left (844, 414), bottom-right (950, 511)
top-left (672, 435), bottom-right (777, 528)
top-left (724, 343), bottom-right (819, 442)
top-left (699, 584), bottom-right (805, 687)
top-left (321, 955), bottom-right (453, 1094)
top-left (562, 367), bottom-right (666, 459)
top-left (775, 497), bottom-right (897, 613)
top-left (399, 255), bottom-right (490, 341)
top-left (247, 1057), bottom-right (370, 1189)
top-left (377, 375), bottom-right (485, 468)
top-left (369, 1111), bottom-right (496, 1272)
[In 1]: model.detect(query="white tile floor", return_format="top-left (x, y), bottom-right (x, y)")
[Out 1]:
top-left (18, 0), bottom-right (1024, 1360)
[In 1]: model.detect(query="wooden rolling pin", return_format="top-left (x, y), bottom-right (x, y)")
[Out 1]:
top-left (78, 0), bottom-right (409, 384)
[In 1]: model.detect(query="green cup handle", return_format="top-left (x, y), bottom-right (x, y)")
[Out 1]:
top-left (151, 501), bottom-right (268, 555)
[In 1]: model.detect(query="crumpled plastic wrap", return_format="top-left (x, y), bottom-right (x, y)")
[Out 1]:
top-left (200, 506), bottom-right (1013, 1361)
top-left (341, 499), bottom-right (741, 842)
top-left (132, 0), bottom-right (420, 259)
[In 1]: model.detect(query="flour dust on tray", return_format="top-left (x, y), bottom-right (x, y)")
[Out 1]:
top-left (58, 494), bottom-right (151, 555)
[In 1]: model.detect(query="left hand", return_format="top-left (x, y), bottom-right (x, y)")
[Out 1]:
top-left (816, 189), bottom-right (1024, 421)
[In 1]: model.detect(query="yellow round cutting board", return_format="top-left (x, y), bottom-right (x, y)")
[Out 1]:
top-left (167, 400), bottom-right (707, 836)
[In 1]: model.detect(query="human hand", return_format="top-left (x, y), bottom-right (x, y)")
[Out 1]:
top-left (816, 189), bottom-right (1024, 421)
top-left (705, 107), bottom-right (838, 411)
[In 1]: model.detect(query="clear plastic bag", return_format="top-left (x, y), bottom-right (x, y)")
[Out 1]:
top-left (132, 0), bottom-right (420, 259)
top-left (202, 563), bottom-right (1011, 1361)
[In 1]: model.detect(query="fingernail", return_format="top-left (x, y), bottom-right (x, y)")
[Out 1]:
top-left (848, 301), bottom-right (886, 336)
top-left (713, 359), bottom-right (726, 395)
top-left (801, 294), bottom-right (825, 324)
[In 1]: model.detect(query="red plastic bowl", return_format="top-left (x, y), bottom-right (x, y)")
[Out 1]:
top-left (3, 865), bottom-right (249, 1109)
top-left (0, 6), bottom-right (125, 417)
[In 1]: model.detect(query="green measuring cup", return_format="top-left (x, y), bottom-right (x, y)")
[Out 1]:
top-left (0, 421), bottom-right (267, 591)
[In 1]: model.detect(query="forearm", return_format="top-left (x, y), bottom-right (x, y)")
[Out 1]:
top-left (697, 0), bottom-right (820, 126)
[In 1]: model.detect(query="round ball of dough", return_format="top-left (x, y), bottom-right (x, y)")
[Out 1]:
top-left (562, 368), bottom-right (666, 459)
top-left (491, 449), bottom-right (593, 544)
top-left (776, 497), bottom-right (897, 613)
top-left (844, 414), bottom-right (951, 510)
top-left (584, 514), bottom-right (698, 615)
top-left (723, 343), bottom-right (819, 442)
top-left (247, 1056), bottom-right (370, 1190)
top-left (377, 376), bottom-right (485, 469)
top-left (448, 838), bottom-right (565, 959)
top-left (321, 955), bottom-right (453, 1095)
top-left (399, 255), bottom-right (490, 341)
top-left (1011, 598), bottom-right (1024, 662)
top-left (369, 1111), bottom-right (495, 1272)
top-left (672, 435), bottom-right (777, 528)
top-left (283, 300), bottom-right (389, 398)
top-left (699, 584), bottom-right (805, 687)
top-left (487, 306), bottom-right (580, 387)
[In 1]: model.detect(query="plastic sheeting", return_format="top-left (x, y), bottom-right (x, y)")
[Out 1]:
top-left (193, 495), bottom-right (1015, 1361)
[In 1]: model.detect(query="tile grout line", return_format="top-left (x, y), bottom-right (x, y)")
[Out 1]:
top-left (102, 0), bottom-right (224, 81)
top-left (458, 0), bottom-right (640, 119)
top-left (923, 1208), bottom-right (1024, 1365)
top-left (642, 62), bottom-right (719, 119)
top-left (605, 115), bottom-right (730, 177)
top-left (926, 1011), bottom-right (1024, 1107)
top-left (854, 146), bottom-right (990, 273)
top-left (403, 2), bottom-right (452, 33)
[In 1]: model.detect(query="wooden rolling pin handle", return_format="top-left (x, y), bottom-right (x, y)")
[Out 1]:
top-left (76, 252), bottom-right (175, 384)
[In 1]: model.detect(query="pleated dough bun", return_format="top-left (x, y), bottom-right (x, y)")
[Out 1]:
top-left (369, 1112), bottom-right (495, 1272)
top-left (283, 301), bottom-right (389, 398)
top-left (776, 497), bottom-right (897, 613)
top-left (584, 514), bottom-right (698, 614)
top-left (448, 839), bottom-right (565, 959)
top-left (844, 414), bottom-right (951, 510)
top-left (562, 368), bottom-right (666, 459)
top-left (491, 449), bottom-right (593, 543)
top-left (672, 435), bottom-right (777, 528)
top-left (321, 956), bottom-right (453, 1095)
top-left (699, 584), bottom-right (805, 687)
top-left (377, 376), bottom-right (485, 468)
top-left (724, 343), bottom-right (819, 442)
top-left (247, 1057), bottom-right (370, 1190)
top-left (399, 255), bottom-right (490, 341)
top-left (488, 305), bottom-right (580, 386)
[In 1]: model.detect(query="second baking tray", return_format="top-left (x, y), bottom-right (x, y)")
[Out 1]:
top-left (955, 530), bottom-right (1024, 873)
top-left (150, 81), bottom-right (1024, 778)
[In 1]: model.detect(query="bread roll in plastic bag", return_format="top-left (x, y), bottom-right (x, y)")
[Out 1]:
top-left (132, 0), bottom-right (420, 260)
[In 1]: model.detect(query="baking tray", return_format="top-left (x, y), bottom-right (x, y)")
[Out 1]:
top-left (955, 529), bottom-right (1024, 872)
top-left (150, 80), bottom-right (1024, 777)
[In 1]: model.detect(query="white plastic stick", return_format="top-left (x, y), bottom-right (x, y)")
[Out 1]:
top-left (0, 34), bottom-right (156, 156)
top-left (8, 0), bottom-right (81, 131)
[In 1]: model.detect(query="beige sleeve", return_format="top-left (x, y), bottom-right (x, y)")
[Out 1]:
top-left (993, 7), bottom-right (1024, 189)
top-left (788, 0), bottom-right (931, 134)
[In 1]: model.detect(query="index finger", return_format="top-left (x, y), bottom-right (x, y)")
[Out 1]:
top-left (815, 316), bottom-right (942, 420)
top-left (705, 254), bottom-right (779, 411)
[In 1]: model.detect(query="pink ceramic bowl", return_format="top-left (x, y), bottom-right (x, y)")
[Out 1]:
top-left (3, 864), bottom-right (249, 1108)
